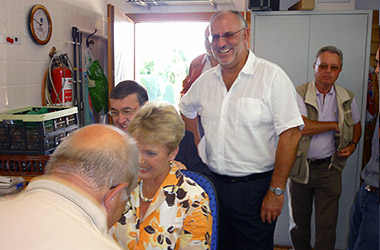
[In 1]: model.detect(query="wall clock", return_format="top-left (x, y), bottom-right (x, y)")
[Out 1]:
top-left (29, 4), bottom-right (52, 45)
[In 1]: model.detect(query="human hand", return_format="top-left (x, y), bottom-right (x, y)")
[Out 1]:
top-left (260, 190), bottom-right (284, 224)
top-left (337, 144), bottom-right (355, 158)
top-left (173, 160), bottom-right (187, 170)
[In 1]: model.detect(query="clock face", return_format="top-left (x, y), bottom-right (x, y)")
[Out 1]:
top-left (29, 5), bottom-right (52, 45)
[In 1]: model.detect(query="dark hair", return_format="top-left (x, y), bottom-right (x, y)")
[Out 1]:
top-left (109, 80), bottom-right (148, 106)
top-left (314, 46), bottom-right (343, 68)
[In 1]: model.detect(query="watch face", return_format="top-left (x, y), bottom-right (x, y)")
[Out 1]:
top-left (270, 186), bottom-right (284, 195)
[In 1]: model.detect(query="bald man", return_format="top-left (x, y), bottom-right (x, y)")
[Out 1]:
top-left (0, 124), bottom-right (140, 250)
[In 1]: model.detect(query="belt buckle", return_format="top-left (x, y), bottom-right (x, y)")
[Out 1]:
top-left (364, 185), bottom-right (371, 192)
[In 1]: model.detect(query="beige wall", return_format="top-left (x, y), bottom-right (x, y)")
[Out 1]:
top-left (0, 0), bottom-right (105, 111)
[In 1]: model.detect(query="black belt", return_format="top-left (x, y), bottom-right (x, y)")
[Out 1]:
top-left (212, 170), bottom-right (273, 183)
top-left (307, 156), bottom-right (332, 164)
top-left (364, 184), bottom-right (379, 193)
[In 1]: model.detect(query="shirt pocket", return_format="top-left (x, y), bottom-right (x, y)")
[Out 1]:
top-left (236, 98), bottom-right (262, 127)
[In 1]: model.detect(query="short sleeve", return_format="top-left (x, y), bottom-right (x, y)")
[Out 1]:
top-left (350, 97), bottom-right (360, 124)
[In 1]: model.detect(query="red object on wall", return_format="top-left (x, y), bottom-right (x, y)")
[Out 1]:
top-left (51, 67), bottom-right (73, 106)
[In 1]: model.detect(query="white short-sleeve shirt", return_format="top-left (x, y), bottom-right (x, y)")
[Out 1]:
top-left (179, 50), bottom-right (304, 176)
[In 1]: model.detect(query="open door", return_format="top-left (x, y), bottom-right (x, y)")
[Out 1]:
top-left (107, 4), bottom-right (135, 92)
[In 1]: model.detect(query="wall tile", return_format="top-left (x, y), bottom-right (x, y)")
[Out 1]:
top-left (11, 85), bottom-right (26, 109)
top-left (0, 86), bottom-right (11, 111)
top-left (8, 9), bottom-right (24, 38)
top-left (0, 44), bottom-right (10, 61)
top-left (9, 0), bottom-right (23, 11)
top-left (26, 83), bottom-right (41, 106)
top-left (10, 61), bottom-right (26, 85)
top-left (9, 43), bottom-right (25, 61)
top-left (0, 1), bottom-right (9, 35)
top-left (24, 38), bottom-right (39, 61)
top-left (0, 61), bottom-right (11, 86)
top-left (24, 61), bottom-right (41, 84)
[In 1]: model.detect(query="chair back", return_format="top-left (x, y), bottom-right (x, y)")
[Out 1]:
top-left (181, 170), bottom-right (218, 250)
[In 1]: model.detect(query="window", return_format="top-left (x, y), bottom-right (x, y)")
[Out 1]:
top-left (135, 22), bottom-right (209, 106)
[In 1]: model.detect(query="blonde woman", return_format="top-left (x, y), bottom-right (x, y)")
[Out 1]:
top-left (113, 101), bottom-right (212, 250)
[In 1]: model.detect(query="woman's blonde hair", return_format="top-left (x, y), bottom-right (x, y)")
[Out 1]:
top-left (128, 101), bottom-right (185, 153)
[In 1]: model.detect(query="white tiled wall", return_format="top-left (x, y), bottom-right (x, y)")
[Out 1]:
top-left (0, 0), bottom-right (106, 111)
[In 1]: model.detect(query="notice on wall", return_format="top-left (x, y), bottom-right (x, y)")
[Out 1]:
top-left (315, 0), bottom-right (355, 10)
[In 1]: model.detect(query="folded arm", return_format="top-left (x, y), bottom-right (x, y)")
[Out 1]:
top-left (300, 115), bottom-right (339, 136)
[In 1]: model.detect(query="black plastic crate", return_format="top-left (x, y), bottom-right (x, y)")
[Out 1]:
top-left (0, 107), bottom-right (78, 155)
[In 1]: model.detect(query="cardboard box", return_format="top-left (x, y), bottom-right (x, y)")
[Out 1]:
top-left (289, 0), bottom-right (315, 10)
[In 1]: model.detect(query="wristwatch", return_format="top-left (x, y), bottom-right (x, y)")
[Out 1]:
top-left (269, 186), bottom-right (285, 196)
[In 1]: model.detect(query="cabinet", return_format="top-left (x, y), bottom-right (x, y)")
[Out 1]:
top-left (251, 10), bottom-right (372, 249)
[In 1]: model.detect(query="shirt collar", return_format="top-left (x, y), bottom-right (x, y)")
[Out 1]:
top-left (214, 49), bottom-right (254, 77)
top-left (26, 177), bottom-right (108, 234)
top-left (316, 85), bottom-right (335, 96)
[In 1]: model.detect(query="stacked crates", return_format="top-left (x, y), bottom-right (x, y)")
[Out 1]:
top-left (0, 106), bottom-right (78, 155)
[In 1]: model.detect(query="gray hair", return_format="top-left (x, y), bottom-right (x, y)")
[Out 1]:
top-left (314, 45), bottom-right (343, 68)
top-left (45, 124), bottom-right (139, 196)
top-left (210, 10), bottom-right (248, 29)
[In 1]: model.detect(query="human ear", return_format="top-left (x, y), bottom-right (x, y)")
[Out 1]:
top-left (103, 183), bottom-right (127, 213)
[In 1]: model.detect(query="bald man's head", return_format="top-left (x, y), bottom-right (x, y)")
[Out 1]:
top-left (45, 124), bottom-right (139, 193)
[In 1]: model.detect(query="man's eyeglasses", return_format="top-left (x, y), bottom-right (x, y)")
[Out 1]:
top-left (316, 63), bottom-right (341, 72)
top-left (109, 107), bottom-right (139, 118)
top-left (207, 28), bottom-right (246, 44)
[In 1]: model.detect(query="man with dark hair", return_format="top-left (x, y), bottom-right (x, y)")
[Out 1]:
top-left (110, 80), bottom-right (210, 175)
top-left (0, 124), bottom-right (140, 250)
top-left (288, 45), bottom-right (362, 250)
top-left (180, 10), bottom-right (303, 249)
top-left (110, 80), bottom-right (149, 132)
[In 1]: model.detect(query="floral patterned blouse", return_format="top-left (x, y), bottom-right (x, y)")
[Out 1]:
top-left (112, 166), bottom-right (212, 250)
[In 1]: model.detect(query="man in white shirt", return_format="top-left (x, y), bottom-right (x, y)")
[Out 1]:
top-left (0, 124), bottom-right (139, 250)
top-left (179, 10), bottom-right (303, 250)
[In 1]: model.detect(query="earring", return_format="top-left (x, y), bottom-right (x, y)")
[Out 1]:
top-left (169, 161), bottom-right (174, 168)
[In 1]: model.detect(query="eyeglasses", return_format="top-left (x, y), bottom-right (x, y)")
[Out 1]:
top-left (207, 28), bottom-right (245, 44)
top-left (316, 63), bottom-right (341, 72)
top-left (109, 106), bottom-right (139, 118)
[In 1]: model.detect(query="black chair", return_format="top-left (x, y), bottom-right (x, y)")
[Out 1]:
top-left (181, 170), bottom-right (218, 250)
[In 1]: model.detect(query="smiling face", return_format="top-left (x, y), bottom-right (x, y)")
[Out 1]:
top-left (313, 51), bottom-right (342, 92)
top-left (138, 142), bottom-right (178, 183)
top-left (109, 93), bottom-right (141, 132)
top-left (210, 12), bottom-right (249, 70)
